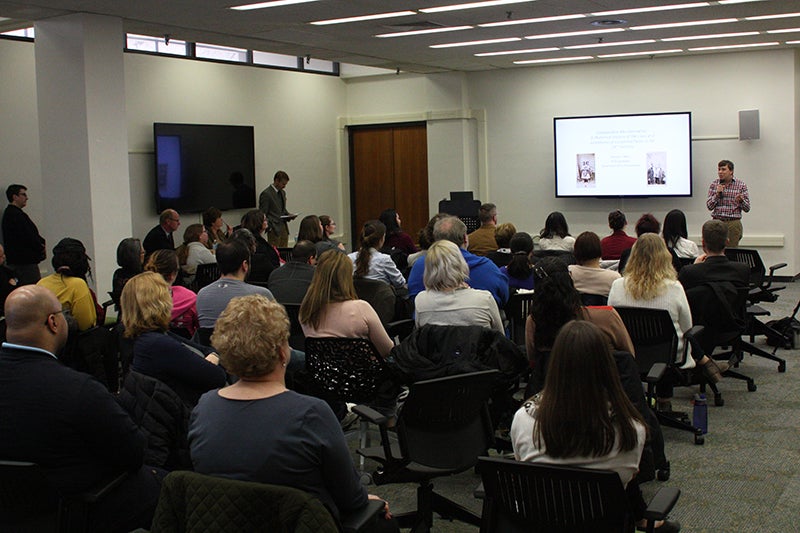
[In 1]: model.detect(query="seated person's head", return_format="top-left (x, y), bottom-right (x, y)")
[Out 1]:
top-left (423, 240), bottom-right (469, 291)
top-left (202, 207), bottom-right (222, 229)
top-left (625, 234), bottom-right (676, 296)
top-left (52, 238), bottom-right (91, 280)
top-left (292, 240), bottom-right (317, 264)
top-left (182, 223), bottom-right (208, 246)
top-left (121, 271), bottom-right (171, 338)
top-left (241, 210), bottom-right (267, 237)
top-left (479, 203), bottom-right (497, 225)
top-left (379, 209), bottom-right (400, 235)
top-left (573, 231), bottom-right (602, 266)
top-left (4, 285), bottom-right (69, 353)
top-left (634, 213), bottom-right (660, 237)
top-left (702, 219), bottom-right (729, 253)
top-left (510, 232), bottom-right (533, 256)
top-left (531, 257), bottom-right (581, 348)
top-left (540, 212), bottom-right (569, 239)
top-left (230, 228), bottom-right (256, 254)
top-left (433, 216), bottom-right (467, 248)
top-left (212, 295), bottom-right (289, 378)
top-left (216, 240), bottom-right (251, 276)
top-left (608, 210), bottom-right (627, 231)
top-left (418, 213), bottom-right (448, 250)
top-left (116, 237), bottom-right (143, 272)
top-left (144, 249), bottom-right (180, 285)
top-left (494, 223), bottom-right (517, 249)
top-left (297, 215), bottom-right (323, 243)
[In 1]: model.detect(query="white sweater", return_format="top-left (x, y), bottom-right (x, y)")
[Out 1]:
top-left (607, 277), bottom-right (695, 369)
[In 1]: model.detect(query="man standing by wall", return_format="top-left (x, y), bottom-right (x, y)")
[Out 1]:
top-left (2, 184), bottom-right (46, 285)
top-left (259, 170), bottom-right (296, 248)
top-left (706, 160), bottom-right (750, 248)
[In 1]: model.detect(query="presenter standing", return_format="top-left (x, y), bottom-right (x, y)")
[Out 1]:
top-left (706, 159), bottom-right (749, 248)
top-left (259, 170), bottom-right (296, 248)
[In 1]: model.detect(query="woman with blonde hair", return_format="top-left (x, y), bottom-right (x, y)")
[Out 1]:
top-left (189, 295), bottom-right (395, 528)
top-left (122, 271), bottom-right (225, 406)
top-left (414, 240), bottom-right (503, 333)
top-left (608, 234), bottom-right (725, 406)
top-left (299, 250), bottom-right (393, 357)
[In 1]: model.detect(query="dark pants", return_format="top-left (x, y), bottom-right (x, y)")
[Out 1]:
top-left (88, 465), bottom-right (165, 533)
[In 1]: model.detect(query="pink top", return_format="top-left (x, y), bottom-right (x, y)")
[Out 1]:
top-left (301, 299), bottom-right (394, 357)
top-left (171, 285), bottom-right (199, 336)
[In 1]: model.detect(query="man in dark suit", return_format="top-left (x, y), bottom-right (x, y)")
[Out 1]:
top-left (678, 219), bottom-right (750, 291)
top-left (143, 208), bottom-right (180, 258)
top-left (259, 170), bottom-right (296, 247)
top-left (0, 285), bottom-right (162, 531)
top-left (1, 184), bottom-right (46, 285)
top-left (267, 239), bottom-right (316, 304)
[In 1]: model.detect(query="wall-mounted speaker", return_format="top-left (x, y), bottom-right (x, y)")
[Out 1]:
top-left (739, 109), bottom-right (760, 140)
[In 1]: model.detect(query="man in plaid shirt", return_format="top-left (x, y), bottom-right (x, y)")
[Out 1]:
top-left (706, 159), bottom-right (749, 248)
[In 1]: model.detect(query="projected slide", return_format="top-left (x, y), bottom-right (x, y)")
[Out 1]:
top-left (554, 112), bottom-right (692, 198)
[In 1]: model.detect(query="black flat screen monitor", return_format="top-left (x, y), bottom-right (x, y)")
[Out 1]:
top-left (553, 112), bottom-right (692, 198)
top-left (153, 123), bottom-right (256, 213)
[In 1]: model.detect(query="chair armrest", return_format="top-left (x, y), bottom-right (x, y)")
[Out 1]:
top-left (385, 318), bottom-right (414, 341)
top-left (77, 471), bottom-right (128, 503)
top-left (768, 262), bottom-right (787, 274)
top-left (352, 405), bottom-right (388, 426)
top-left (473, 482), bottom-right (485, 500)
top-left (646, 363), bottom-right (667, 384)
top-left (643, 486), bottom-right (680, 522)
top-left (341, 499), bottom-right (385, 533)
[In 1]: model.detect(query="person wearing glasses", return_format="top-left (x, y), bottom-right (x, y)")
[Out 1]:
top-left (1, 184), bottom-right (46, 285)
top-left (143, 209), bottom-right (181, 259)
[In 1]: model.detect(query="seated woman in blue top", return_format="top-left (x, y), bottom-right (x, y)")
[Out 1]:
top-left (348, 220), bottom-right (406, 290)
top-left (189, 294), bottom-right (396, 528)
top-left (122, 271), bottom-right (226, 406)
top-left (501, 232), bottom-right (535, 291)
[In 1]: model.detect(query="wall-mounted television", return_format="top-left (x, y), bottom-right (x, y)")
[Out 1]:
top-left (554, 112), bottom-right (692, 198)
top-left (153, 123), bottom-right (256, 213)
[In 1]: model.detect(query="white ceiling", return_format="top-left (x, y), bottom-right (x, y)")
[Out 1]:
top-left (0, 0), bottom-right (798, 73)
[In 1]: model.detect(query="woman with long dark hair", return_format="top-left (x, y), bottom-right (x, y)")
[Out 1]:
top-left (347, 220), bottom-right (406, 289)
top-left (319, 215), bottom-right (345, 251)
top-left (501, 232), bottom-right (534, 291)
top-left (112, 237), bottom-right (144, 308)
top-left (379, 208), bottom-right (417, 255)
top-left (298, 215), bottom-right (340, 257)
top-left (538, 211), bottom-right (574, 252)
top-left (240, 209), bottom-right (281, 282)
top-left (662, 209), bottom-right (699, 260)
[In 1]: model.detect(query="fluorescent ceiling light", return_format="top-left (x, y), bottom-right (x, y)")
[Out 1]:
top-left (591, 3), bottom-right (708, 16)
top-left (598, 49), bottom-right (683, 58)
top-left (565, 39), bottom-right (655, 49)
top-left (662, 31), bottom-right (759, 41)
top-left (475, 47), bottom-right (559, 56)
top-left (431, 37), bottom-right (521, 48)
top-left (525, 28), bottom-right (625, 40)
top-left (310, 11), bottom-right (416, 25)
top-left (514, 56), bottom-right (592, 64)
top-left (376, 26), bottom-right (472, 38)
top-left (688, 42), bottom-right (778, 50)
top-left (231, 0), bottom-right (319, 10)
top-left (632, 18), bottom-right (737, 30)
top-left (717, 0), bottom-right (767, 3)
top-left (479, 14), bottom-right (585, 28)
top-left (420, 0), bottom-right (531, 14)
top-left (745, 12), bottom-right (800, 21)
top-left (766, 28), bottom-right (800, 34)
top-left (787, 40), bottom-right (800, 44)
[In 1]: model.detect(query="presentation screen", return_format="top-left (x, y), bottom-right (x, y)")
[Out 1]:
top-left (554, 112), bottom-right (692, 198)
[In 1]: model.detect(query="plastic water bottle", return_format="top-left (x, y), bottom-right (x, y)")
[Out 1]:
top-left (692, 393), bottom-right (708, 435)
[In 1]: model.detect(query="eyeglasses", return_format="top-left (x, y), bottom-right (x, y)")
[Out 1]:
top-left (169, 218), bottom-right (180, 223)
top-left (532, 264), bottom-right (549, 280)
top-left (43, 309), bottom-right (64, 325)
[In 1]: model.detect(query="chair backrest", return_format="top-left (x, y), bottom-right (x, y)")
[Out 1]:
top-left (477, 456), bottom-right (633, 533)
top-left (0, 460), bottom-right (61, 532)
top-left (531, 250), bottom-right (576, 266)
top-left (61, 326), bottom-right (122, 393)
top-left (397, 369), bottom-right (497, 472)
top-left (579, 293), bottom-right (608, 306)
top-left (505, 292), bottom-right (534, 346)
top-left (304, 337), bottom-right (389, 404)
top-left (725, 248), bottom-right (762, 287)
top-left (282, 303), bottom-right (306, 351)
top-left (194, 263), bottom-right (221, 292)
top-left (614, 307), bottom-right (680, 374)
top-left (353, 277), bottom-right (396, 325)
top-left (277, 247), bottom-right (294, 263)
top-left (151, 470), bottom-right (339, 533)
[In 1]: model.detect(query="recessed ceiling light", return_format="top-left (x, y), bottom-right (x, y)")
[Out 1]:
top-left (310, 11), bottom-right (416, 25)
top-left (661, 31), bottom-right (759, 42)
top-left (525, 28), bottom-right (625, 40)
top-left (475, 47), bottom-right (559, 56)
top-left (745, 12), bottom-right (800, 21)
top-left (420, 0), bottom-right (532, 14)
top-left (766, 28), bottom-right (800, 34)
top-left (431, 37), bottom-right (522, 48)
top-left (591, 3), bottom-right (709, 16)
top-left (688, 42), bottom-right (778, 51)
top-left (631, 18), bottom-right (737, 31)
top-left (479, 14), bottom-right (586, 28)
top-left (376, 26), bottom-right (473, 38)
top-left (231, 0), bottom-right (320, 10)
top-left (598, 49), bottom-right (683, 58)
top-left (565, 39), bottom-right (655, 50)
top-left (514, 56), bottom-right (593, 64)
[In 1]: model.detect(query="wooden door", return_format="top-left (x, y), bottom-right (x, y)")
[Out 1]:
top-left (349, 123), bottom-right (429, 249)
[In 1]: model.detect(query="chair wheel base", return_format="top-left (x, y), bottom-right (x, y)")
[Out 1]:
top-left (656, 468), bottom-right (670, 481)
top-left (694, 433), bottom-right (705, 445)
top-left (714, 394), bottom-right (724, 407)
top-left (778, 362), bottom-right (786, 373)
top-left (748, 381), bottom-right (757, 392)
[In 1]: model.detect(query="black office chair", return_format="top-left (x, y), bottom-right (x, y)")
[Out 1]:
top-left (504, 291), bottom-right (534, 347)
top-left (151, 470), bottom-right (384, 533)
top-left (355, 370), bottom-right (498, 533)
top-left (725, 248), bottom-right (786, 305)
top-left (277, 247), bottom-right (294, 263)
top-left (353, 277), bottom-right (396, 325)
top-left (531, 249), bottom-right (576, 265)
top-left (579, 292), bottom-right (608, 306)
top-left (476, 456), bottom-right (680, 533)
top-left (60, 325), bottom-right (122, 394)
top-left (193, 263), bottom-right (221, 292)
top-left (0, 460), bottom-right (127, 533)
top-left (614, 306), bottom-right (707, 445)
top-left (282, 303), bottom-right (306, 352)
